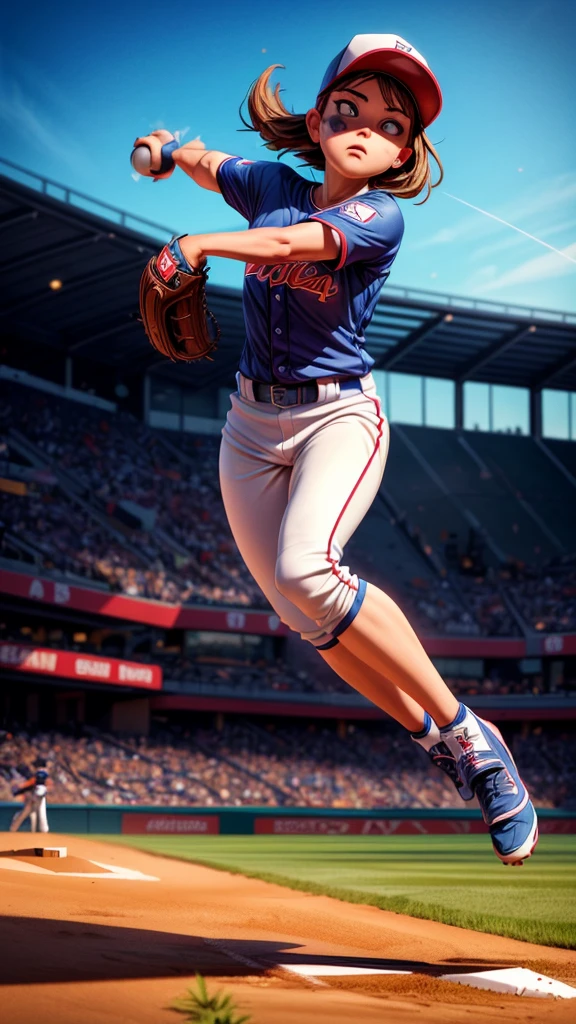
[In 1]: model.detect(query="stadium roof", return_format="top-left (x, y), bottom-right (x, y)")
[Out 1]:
top-left (2, 157), bottom-right (576, 394)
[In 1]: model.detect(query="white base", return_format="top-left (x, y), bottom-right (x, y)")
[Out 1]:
top-left (441, 967), bottom-right (576, 999)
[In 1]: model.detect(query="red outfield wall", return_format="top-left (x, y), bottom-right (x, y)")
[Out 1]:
top-left (117, 809), bottom-right (576, 836)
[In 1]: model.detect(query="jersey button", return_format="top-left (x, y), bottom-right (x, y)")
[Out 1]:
top-left (277, 366), bottom-right (286, 373)
top-left (274, 294), bottom-right (281, 302)
top-left (274, 327), bottom-right (282, 335)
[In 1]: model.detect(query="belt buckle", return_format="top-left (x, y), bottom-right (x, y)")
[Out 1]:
top-left (271, 385), bottom-right (289, 407)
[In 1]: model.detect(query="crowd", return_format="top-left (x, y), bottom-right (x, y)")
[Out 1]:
top-left (2, 382), bottom-right (576, 637)
top-left (1, 387), bottom-right (266, 608)
top-left (508, 563), bottom-right (576, 634)
top-left (1, 722), bottom-right (573, 810)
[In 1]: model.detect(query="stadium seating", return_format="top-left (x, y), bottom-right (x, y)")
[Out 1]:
top-left (1, 723), bottom-right (573, 810)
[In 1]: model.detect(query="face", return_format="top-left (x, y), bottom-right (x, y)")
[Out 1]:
top-left (306, 76), bottom-right (413, 181)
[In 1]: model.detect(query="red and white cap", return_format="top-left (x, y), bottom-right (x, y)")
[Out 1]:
top-left (317, 34), bottom-right (442, 128)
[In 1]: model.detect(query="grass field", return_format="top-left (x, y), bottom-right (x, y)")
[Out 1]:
top-left (98, 833), bottom-right (576, 949)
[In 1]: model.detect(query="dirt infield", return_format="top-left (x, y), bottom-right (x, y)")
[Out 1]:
top-left (1, 832), bottom-right (575, 1024)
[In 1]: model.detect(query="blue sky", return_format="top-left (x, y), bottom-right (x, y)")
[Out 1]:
top-left (2, 0), bottom-right (575, 312)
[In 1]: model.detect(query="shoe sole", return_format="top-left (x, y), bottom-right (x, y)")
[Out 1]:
top-left (491, 803), bottom-right (539, 866)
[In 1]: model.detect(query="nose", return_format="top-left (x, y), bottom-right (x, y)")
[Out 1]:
top-left (357, 126), bottom-right (371, 138)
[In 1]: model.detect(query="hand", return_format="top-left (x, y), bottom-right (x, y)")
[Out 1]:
top-left (132, 129), bottom-right (177, 180)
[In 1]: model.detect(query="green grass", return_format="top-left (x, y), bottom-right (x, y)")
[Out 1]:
top-left (97, 834), bottom-right (576, 949)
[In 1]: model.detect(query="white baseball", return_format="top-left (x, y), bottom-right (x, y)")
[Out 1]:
top-left (131, 145), bottom-right (152, 175)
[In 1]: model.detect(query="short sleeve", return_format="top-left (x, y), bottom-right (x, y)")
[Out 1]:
top-left (216, 157), bottom-right (273, 223)
top-left (310, 193), bottom-right (404, 271)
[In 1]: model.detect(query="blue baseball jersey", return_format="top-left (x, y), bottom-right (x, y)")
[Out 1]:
top-left (216, 157), bottom-right (404, 384)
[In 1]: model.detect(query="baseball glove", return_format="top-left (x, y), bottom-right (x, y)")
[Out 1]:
top-left (139, 237), bottom-right (220, 362)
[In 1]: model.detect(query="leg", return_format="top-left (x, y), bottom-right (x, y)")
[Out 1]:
top-left (37, 796), bottom-right (49, 833)
top-left (219, 393), bottom-right (329, 642)
top-left (9, 800), bottom-right (31, 833)
top-left (271, 382), bottom-right (457, 724)
top-left (337, 582), bottom-right (459, 726)
top-left (318, 643), bottom-right (425, 732)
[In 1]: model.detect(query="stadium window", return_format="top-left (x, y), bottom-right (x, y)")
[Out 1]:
top-left (388, 372), bottom-right (423, 425)
top-left (464, 382), bottom-right (489, 431)
top-left (542, 389), bottom-right (570, 440)
top-left (218, 388), bottom-right (232, 419)
top-left (183, 388), bottom-right (217, 422)
top-left (491, 385), bottom-right (529, 435)
top-left (424, 378), bottom-right (455, 429)
top-left (149, 381), bottom-right (182, 431)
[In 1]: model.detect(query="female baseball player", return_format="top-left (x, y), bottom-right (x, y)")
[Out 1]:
top-left (134, 34), bottom-right (537, 864)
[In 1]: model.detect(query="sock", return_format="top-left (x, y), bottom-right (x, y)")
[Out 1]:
top-left (410, 712), bottom-right (442, 752)
top-left (439, 703), bottom-right (492, 763)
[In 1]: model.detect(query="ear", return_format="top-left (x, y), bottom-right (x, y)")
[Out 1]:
top-left (393, 146), bottom-right (413, 168)
top-left (306, 108), bottom-right (321, 143)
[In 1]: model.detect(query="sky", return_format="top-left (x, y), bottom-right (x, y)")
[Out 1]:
top-left (2, 0), bottom-right (576, 313)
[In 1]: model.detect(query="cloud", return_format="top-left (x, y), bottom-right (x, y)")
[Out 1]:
top-left (468, 242), bottom-right (576, 294)
top-left (470, 218), bottom-right (576, 262)
top-left (0, 49), bottom-right (91, 173)
top-left (411, 175), bottom-right (576, 251)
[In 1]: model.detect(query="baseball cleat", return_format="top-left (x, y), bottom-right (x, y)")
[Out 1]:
top-left (440, 705), bottom-right (538, 865)
top-left (411, 716), bottom-right (474, 801)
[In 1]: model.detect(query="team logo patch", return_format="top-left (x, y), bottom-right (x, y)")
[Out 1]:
top-left (395, 40), bottom-right (412, 51)
top-left (157, 246), bottom-right (178, 282)
top-left (339, 201), bottom-right (377, 223)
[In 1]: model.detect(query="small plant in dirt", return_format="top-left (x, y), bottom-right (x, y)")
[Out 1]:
top-left (172, 974), bottom-right (251, 1024)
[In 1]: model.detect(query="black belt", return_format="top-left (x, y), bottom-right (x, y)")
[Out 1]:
top-left (251, 379), bottom-right (362, 408)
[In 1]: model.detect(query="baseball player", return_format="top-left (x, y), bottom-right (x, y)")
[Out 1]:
top-left (10, 758), bottom-right (50, 833)
top-left (134, 34), bottom-right (537, 864)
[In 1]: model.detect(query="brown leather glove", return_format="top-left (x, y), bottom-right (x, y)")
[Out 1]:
top-left (139, 238), bottom-right (220, 362)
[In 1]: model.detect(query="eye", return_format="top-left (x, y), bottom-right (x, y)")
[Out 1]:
top-left (335, 99), bottom-right (358, 118)
top-left (381, 119), bottom-right (404, 136)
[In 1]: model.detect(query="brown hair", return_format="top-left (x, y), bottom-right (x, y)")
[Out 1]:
top-left (240, 65), bottom-right (443, 203)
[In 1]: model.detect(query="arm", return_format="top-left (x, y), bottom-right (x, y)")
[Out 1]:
top-left (172, 140), bottom-right (232, 194)
top-left (179, 221), bottom-right (341, 267)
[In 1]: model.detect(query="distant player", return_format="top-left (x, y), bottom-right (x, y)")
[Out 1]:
top-left (10, 757), bottom-right (50, 833)
top-left (134, 34), bottom-right (537, 864)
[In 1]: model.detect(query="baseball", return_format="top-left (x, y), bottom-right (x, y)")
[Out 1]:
top-left (131, 145), bottom-right (152, 175)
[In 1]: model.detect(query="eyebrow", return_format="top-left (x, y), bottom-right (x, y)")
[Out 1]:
top-left (336, 87), bottom-right (410, 119)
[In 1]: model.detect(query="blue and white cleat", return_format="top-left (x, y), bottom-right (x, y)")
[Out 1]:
top-left (411, 714), bottom-right (474, 801)
top-left (440, 705), bottom-right (538, 866)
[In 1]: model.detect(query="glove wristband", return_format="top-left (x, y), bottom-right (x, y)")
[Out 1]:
top-left (167, 235), bottom-right (195, 273)
top-left (157, 138), bottom-right (179, 174)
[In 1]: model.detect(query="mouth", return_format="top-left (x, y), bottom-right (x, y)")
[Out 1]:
top-left (347, 145), bottom-right (366, 156)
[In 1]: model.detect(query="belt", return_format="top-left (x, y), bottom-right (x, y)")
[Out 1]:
top-left (251, 378), bottom-right (362, 408)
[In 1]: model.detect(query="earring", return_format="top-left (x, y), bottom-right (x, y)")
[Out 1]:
top-left (393, 160), bottom-right (401, 167)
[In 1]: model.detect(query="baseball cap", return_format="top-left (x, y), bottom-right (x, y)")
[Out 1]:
top-left (317, 34), bottom-right (442, 128)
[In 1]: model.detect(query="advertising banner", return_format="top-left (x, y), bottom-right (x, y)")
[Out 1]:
top-left (254, 816), bottom-right (488, 835)
top-left (0, 642), bottom-right (162, 690)
top-left (121, 813), bottom-right (219, 834)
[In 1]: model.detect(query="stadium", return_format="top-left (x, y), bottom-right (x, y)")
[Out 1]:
top-left (1, 158), bottom-right (575, 1021)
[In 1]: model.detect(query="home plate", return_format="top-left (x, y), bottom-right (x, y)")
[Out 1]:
top-left (282, 964), bottom-right (412, 978)
top-left (440, 968), bottom-right (576, 999)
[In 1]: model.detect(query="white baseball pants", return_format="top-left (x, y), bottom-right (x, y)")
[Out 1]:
top-left (219, 373), bottom-right (389, 646)
top-left (10, 792), bottom-right (49, 833)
